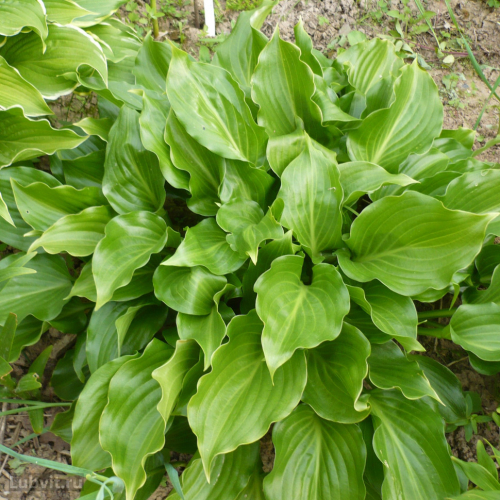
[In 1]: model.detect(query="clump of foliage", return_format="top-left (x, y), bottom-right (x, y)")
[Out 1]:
top-left (1, 1), bottom-right (500, 499)
top-left (226, 0), bottom-right (262, 11)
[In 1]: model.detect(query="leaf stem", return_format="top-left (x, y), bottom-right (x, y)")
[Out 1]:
top-left (417, 308), bottom-right (457, 320)
top-left (344, 205), bottom-right (360, 217)
top-left (417, 327), bottom-right (452, 340)
top-left (151, 0), bottom-right (160, 39)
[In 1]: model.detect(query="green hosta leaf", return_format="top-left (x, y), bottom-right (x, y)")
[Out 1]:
top-left (0, 0), bottom-right (47, 40)
top-left (213, 0), bottom-right (275, 98)
top-left (86, 301), bottom-right (133, 372)
top-left (162, 218), bottom-right (247, 275)
top-left (449, 303), bottom-right (500, 362)
top-left (68, 255), bottom-right (163, 304)
top-left (74, 117), bottom-right (113, 142)
top-left (370, 389), bottom-right (460, 499)
top-left (0, 313), bottom-right (17, 363)
top-left (337, 38), bottom-right (402, 97)
top-left (165, 110), bottom-right (223, 216)
top-left (277, 136), bottom-right (343, 260)
top-left (368, 341), bottom-right (440, 400)
top-left (100, 339), bottom-right (173, 500)
top-left (302, 323), bottom-right (371, 423)
top-left (0, 253), bottom-right (37, 290)
top-left (86, 20), bottom-right (141, 64)
top-left (347, 61), bottom-right (443, 173)
top-left (236, 472), bottom-right (265, 500)
top-left (405, 171), bottom-right (462, 197)
top-left (360, 75), bottom-right (396, 119)
top-left (449, 491), bottom-right (500, 500)
top-left (345, 302), bottom-right (391, 345)
top-left (402, 147), bottom-right (450, 179)
top-left (166, 45), bottom-right (267, 165)
top-left (346, 281), bottom-right (421, 351)
top-left (103, 106), bottom-right (165, 214)
top-left (133, 34), bottom-right (172, 93)
top-left (0, 25), bottom-right (107, 99)
top-left (70, 0), bottom-right (128, 26)
top-left (177, 291), bottom-right (228, 370)
top-left (0, 254), bottom-right (72, 324)
top-left (50, 403), bottom-right (75, 443)
top-left (152, 340), bottom-right (200, 433)
top-left (164, 416), bottom-right (198, 454)
top-left (116, 300), bottom-right (168, 358)
top-left (412, 285), bottom-right (452, 304)
top-left (154, 265), bottom-right (227, 315)
top-left (475, 245), bottom-right (500, 284)
top-left (0, 192), bottom-right (14, 227)
top-left (251, 29), bottom-right (324, 140)
top-left (372, 147), bottom-right (450, 200)
top-left (28, 206), bottom-right (114, 256)
top-left (217, 199), bottom-right (283, 263)
top-left (88, 56), bottom-right (142, 109)
top-left (267, 126), bottom-right (307, 177)
top-left (0, 108), bottom-right (86, 168)
top-left (49, 297), bottom-right (87, 334)
top-left (408, 355), bottom-right (467, 423)
top-left (220, 158), bottom-right (276, 209)
top-left (338, 161), bottom-right (416, 205)
top-left (359, 417), bottom-right (384, 499)
top-left (241, 231), bottom-right (296, 313)
top-left (488, 217), bottom-right (500, 237)
top-left (435, 137), bottom-right (471, 161)
top-left (312, 75), bottom-right (360, 130)
top-left (188, 311), bottom-right (306, 481)
top-left (464, 265), bottom-right (500, 305)
top-left (50, 132), bottom-right (105, 168)
top-left (138, 92), bottom-right (186, 192)
top-left (93, 211), bottom-right (168, 309)
top-left (173, 351), bottom-right (205, 416)
top-left (468, 352), bottom-right (500, 376)
top-left (440, 127), bottom-right (475, 149)
top-left (255, 255), bottom-right (349, 377)
top-left (263, 405), bottom-right (366, 500)
top-left (43, 0), bottom-right (92, 24)
top-left (11, 180), bottom-right (106, 231)
top-left (439, 169), bottom-right (500, 215)
top-left (72, 355), bottom-right (139, 470)
top-left (337, 191), bottom-right (494, 296)
top-left (294, 20), bottom-right (322, 75)
top-left (169, 444), bottom-right (261, 500)
top-left (0, 56), bottom-right (52, 116)
top-left (61, 149), bottom-right (105, 189)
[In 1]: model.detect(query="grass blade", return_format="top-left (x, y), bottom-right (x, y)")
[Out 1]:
top-left (413, 0), bottom-right (441, 50)
top-left (472, 135), bottom-right (500, 157)
top-left (474, 73), bottom-right (500, 130)
top-left (165, 462), bottom-right (185, 500)
top-left (443, 0), bottom-right (500, 103)
top-left (0, 402), bottom-right (71, 417)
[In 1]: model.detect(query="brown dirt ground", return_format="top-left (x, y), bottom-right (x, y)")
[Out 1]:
top-left (1, 0), bottom-right (499, 498)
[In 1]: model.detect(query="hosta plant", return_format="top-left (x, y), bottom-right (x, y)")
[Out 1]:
top-left (1, 1), bottom-right (500, 499)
